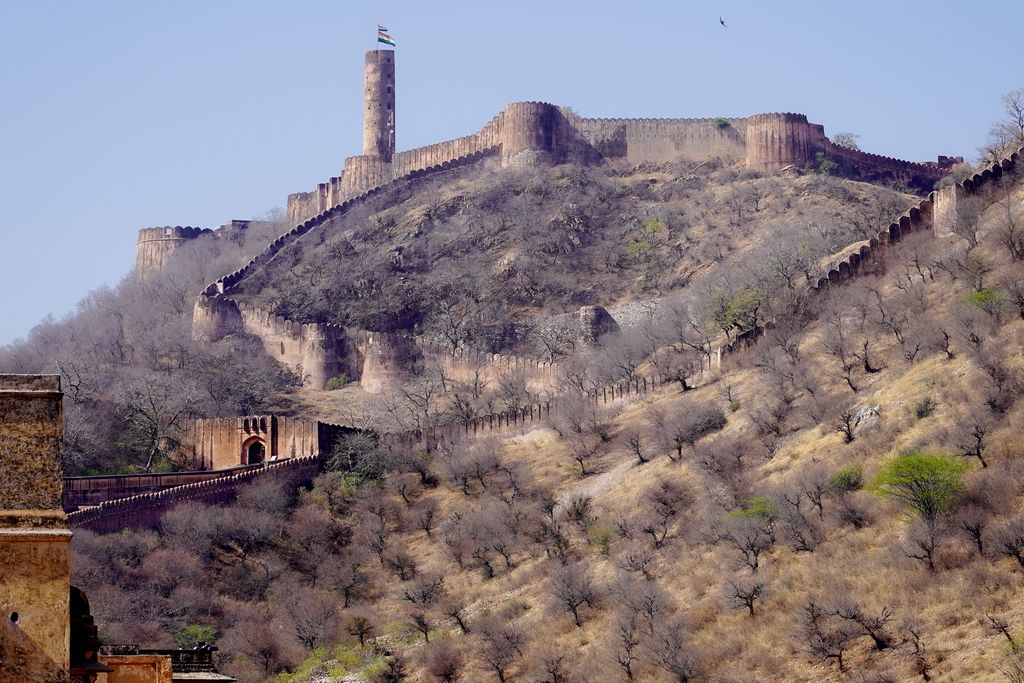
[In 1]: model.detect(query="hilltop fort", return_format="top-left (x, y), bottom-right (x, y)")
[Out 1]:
top-left (137, 49), bottom-right (961, 279)
top-left (128, 49), bottom-right (969, 394)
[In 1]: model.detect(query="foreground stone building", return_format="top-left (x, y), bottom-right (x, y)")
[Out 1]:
top-left (0, 375), bottom-right (234, 682)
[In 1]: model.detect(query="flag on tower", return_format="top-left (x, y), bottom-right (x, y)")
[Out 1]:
top-left (377, 28), bottom-right (396, 47)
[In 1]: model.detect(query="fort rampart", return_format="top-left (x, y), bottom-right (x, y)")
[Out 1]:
top-left (183, 415), bottom-right (330, 470)
top-left (66, 455), bottom-right (322, 533)
top-left (287, 106), bottom-right (958, 224)
top-left (809, 146), bottom-right (1022, 293)
top-left (135, 226), bottom-right (212, 279)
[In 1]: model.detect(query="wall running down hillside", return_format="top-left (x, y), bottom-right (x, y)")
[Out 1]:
top-left (809, 146), bottom-right (1023, 293)
top-left (67, 455), bottom-right (321, 533)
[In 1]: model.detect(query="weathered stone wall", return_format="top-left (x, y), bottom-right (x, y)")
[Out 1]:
top-left (934, 150), bottom-right (1021, 238)
top-left (418, 341), bottom-right (559, 395)
top-left (236, 302), bottom-right (351, 389)
top-left (183, 415), bottom-right (324, 470)
top-left (63, 466), bottom-right (257, 509)
top-left (566, 115), bottom-right (748, 165)
top-left (67, 454), bottom-right (322, 533)
top-left (96, 654), bottom-right (172, 683)
top-left (135, 226), bottom-right (212, 279)
top-left (357, 332), bottom-right (422, 394)
top-left (0, 374), bottom-right (71, 681)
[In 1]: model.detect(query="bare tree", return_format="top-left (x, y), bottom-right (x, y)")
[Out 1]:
top-left (549, 561), bottom-right (599, 627)
top-left (981, 89), bottom-right (1024, 162)
top-left (477, 619), bottom-right (527, 683)
top-left (612, 614), bottom-right (642, 681)
top-left (991, 514), bottom-right (1024, 569)
top-left (647, 618), bottom-right (701, 683)
top-left (426, 643), bottom-right (464, 682)
top-left (725, 577), bottom-right (765, 616)
top-left (803, 600), bottom-right (857, 672)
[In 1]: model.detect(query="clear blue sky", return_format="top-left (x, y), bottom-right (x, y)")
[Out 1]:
top-left (1, 1), bottom-right (1021, 345)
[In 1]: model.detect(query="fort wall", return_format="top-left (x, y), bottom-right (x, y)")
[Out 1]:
top-left (357, 332), bottom-right (422, 394)
top-left (288, 105), bottom-right (956, 224)
top-left (67, 455), bottom-right (322, 534)
top-left (236, 302), bottom-right (350, 389)
top-left (63, 465), bottom-right (259, 509)
top-left (418, 340), bottom-right (559, 395)
top-left (567, 115), bottom-right (749, 165)
top-left (135, 226), bottom-right (212, 279)
top-left (802, 147), bottom-right (1023, 292)
top-left (183, 415), bottom-right (324, 470)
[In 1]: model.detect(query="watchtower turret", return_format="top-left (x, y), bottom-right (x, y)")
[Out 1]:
top-left (363, 49), bottom-right (395, 161)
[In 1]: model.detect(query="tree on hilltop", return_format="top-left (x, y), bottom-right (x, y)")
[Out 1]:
top-left (981, 89), bottom-right (1024, 163)
top-left (832, 132), bottom-right (861, 151)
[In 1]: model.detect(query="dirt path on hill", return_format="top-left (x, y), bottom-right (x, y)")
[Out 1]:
top-left (556, 454), bottom-right (636, 508)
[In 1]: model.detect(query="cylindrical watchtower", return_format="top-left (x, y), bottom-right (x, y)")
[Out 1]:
top-left (363, 49), bottom-right (395, 161)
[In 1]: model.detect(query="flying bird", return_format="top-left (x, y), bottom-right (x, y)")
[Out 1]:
top-left (719, 16), bottom-right (727, 27)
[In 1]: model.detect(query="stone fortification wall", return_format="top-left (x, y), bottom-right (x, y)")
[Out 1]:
top-left (744, 112), bottom-right (955, 192)
top-left (67, 455), bottom-right (321, 534)
top-left (236, 302), bottom-right (351, 389)
top-left (200, 151), bottom-right (502, 389)
top-left (809, 146), bottom-right (1023, 294)
top-left (933, 149), bottom-right (1022, 237)
top-left (63, 465), bottom-right (259, 509)
top-left (193, 296), bottom-right (350, 389)
top-left (567, 114), bottom-right (748, 165)
top-left (356, 331), bottom-right (422, 394)
top-left (418, 341), bottom-right (559, 395)
top-left (183, 415), bottom-right (325, 470)
top-left (286, 102), bottom-right (561, 223)
top-left (135, 226), bottom-right (213, 279)
top-left (744, 113), bottom-right (823, 171)
top-left (819, 139), bottom-right (954, 190)
top-left (391, 112), bottom-right (504, 177)
top-left (290, 105), bottom-right (954, 224)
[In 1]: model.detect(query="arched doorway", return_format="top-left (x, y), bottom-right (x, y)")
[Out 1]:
top-left (242, 438), bottom-right (266, 465)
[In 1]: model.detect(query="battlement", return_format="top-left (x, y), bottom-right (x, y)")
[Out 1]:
top-left (287, 93), bottom-right (957, 224)
top-left (136, 225), bottom-right (214, 278)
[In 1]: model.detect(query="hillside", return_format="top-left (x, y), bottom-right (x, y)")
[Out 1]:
top-left (234, 159), bottom-right (914, 356)
top-left (64, 155), bottom-right (1024, 683)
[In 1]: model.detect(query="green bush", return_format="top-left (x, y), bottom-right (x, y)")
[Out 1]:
top-left (816, 152), bottom-right (838, 176)
top-left (871, 451), bottom-right (969, 522)
top-left (325, 373), bottom-right (349, 390)
top-left (729, 495), bottom-right (778, 519)
top-left (173, 624), bottom-right (216, 647)
top-left (713, 117), bottom-right (730, 129)
top-left (964, 288), bottom-right (1002, 317)
top-left (828, 466), bottom-right (863, 494)
top-left (728, 400), bottom-right (741, 413)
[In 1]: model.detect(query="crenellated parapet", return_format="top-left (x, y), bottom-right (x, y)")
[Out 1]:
top-left (288, 104), bottom-right (957, 224)
top-left (934, 147), bottom-right (1022, 238)
top-left (801, 146), bottom-right (1023, 293)
top-left (135, 225), bottom-right (213, 279)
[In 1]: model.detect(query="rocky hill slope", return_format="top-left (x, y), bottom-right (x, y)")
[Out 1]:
top-left (62, 151), bottom-right (1024, 683)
